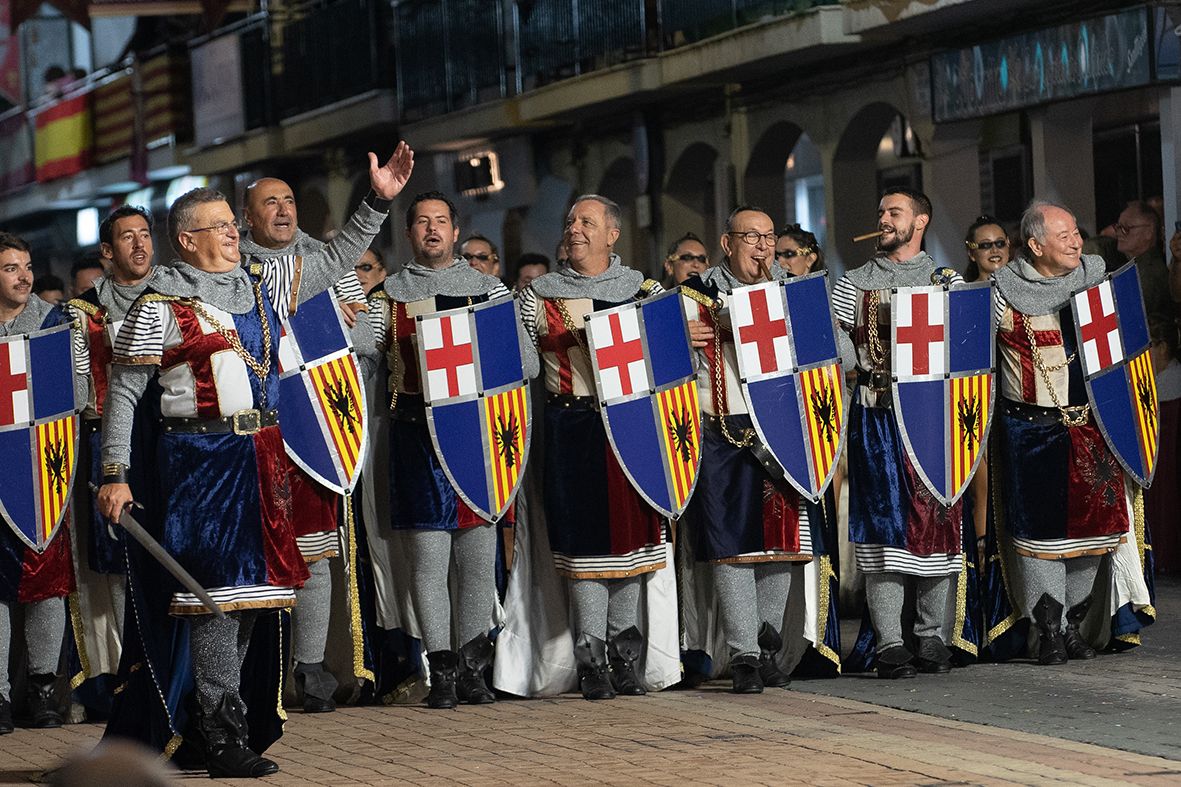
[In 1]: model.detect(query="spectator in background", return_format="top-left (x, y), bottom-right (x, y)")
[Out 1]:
top-left (963, 215), bottom-right (1011, 282)
top-left (1115, 201), bottom-right (1174, 333)
top-left (513, 253), bottom-right (548, 291)
top-left (354, 247), bottom-right (386, 293)
top-left (70, 257), bottom-right (105, 298)
top-left (32, 273), bottom-right (65, 305)
top-left (460, 234), bottom-right (501, 277)
top-left (774, 224), bottom-right (824, 277)
top-left (662, 232), bottom-right (709, 287)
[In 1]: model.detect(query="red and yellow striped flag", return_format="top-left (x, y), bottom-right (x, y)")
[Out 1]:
top-left (800, 363), bottom-right (844, 494)
top-left (1127, 349), bottom-right (1159, 478)
top-left (949, 373), bottom-right (990, 497)
top-left (655, 380), bottom-right (701, 512)
top-left (310, 356), bottom-right (365, 486)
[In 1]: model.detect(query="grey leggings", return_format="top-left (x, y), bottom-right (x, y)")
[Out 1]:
top-left (711, 562), bottom-right (791, 657)
top-left (865, 572), bottom-right (952, 652)
top-left (407, 525), bottom-right (498, 653)
top-left (0, 598), bottom-right (66, 700)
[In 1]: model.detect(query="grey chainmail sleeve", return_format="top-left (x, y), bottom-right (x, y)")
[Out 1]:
top-left (100, 364), bottom-right (155, 467)
top-left (349, 306), bottom-right (380, 381)
top-left (294, 201), bottom-right (388, 305)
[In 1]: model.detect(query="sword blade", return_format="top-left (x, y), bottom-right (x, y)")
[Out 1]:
top-left (88, 483), bottom-right (225, 619)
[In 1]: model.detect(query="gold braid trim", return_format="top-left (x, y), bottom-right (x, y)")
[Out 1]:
top-left (679, 286), bottom-right (717, 310)
top-left (161, 734), bottom-right (184, 761)
top-left (66, 298), bottom-right (102, 318)
top-left (984, 446), bottom-right (1019, 644)
top-left (67, 590), bottom-right (90, 689)
top-left (138, 293), bottom-right (181, 303)
top-left (814, 553), bottom-right (841, 671)
top-left (387, 298), bottom-right (399, 412)
top-left (289, 256), bottom-right (303, 315)
top-left (276, 611), bottom-right (288, 723)
top-left (1132, 486), bottom-right (1157, 622)
top-left (346, 496), bottom-right (376, 682)
top-left (949, 552), bottom-right (978, 656)
top-left (638, 278), bottom-right (661, 297)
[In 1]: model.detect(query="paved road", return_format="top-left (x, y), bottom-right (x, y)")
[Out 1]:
top-left (795, 575), bottom-right (1181, 762)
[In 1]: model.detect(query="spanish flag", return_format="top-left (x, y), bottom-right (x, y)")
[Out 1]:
top-left (34, 92), bottom-right (93, 182)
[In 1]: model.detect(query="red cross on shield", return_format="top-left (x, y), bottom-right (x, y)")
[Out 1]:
top-left (0, 340), bottom-right (29, 426)
top-left (421, 312), bottom-right (477, 400)
top-left (1074, 281), bottom-right (1123, 375)
top-left (589, 308), bottom-right (647, 399)
top-left (731, 282), bottom-right (792, 378)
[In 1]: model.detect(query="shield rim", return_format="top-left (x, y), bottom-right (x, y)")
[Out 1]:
top-left (586, 288), bottom-right (703, 520)
top-left (0, 323), bottom-right (81, 552)
top-left (278, 292), bottom-right (369, 495)
top-left (890, 281), bottom-right (997, 507)
top-left (418, 295), bottom-right (533, 523)
top-left (734, 270), bottom-right (851, 503)
top-left (1071, 261), bottom-right (1158, 487)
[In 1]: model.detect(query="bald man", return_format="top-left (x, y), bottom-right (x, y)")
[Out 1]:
top-left (239, 176), bottom-right (384, 713)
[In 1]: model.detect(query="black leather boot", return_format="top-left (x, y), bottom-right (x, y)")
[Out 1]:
top-left (293, 661), bottom-right (338, 713)
top-left (202, 694), bottom-right (280, 778)
top-left (1032, 593), bottom-right (1067, 666)
top-left (730, 653), bottom-right (764, 694)
top-left (456, 634), bottom-right (496, 704)
top-left (1064, 595), bottom-right (1097, 660)
top-left (26, 674), bottom-right (62, 728)
top-left (914, 636), bottom-right (952, 674)
top-left (426, 650), bottom-right (459, 709)
top-left (876, 645), bottom-right (917, 679)
top-left (0, 695), bottom-right (13, 735)
top-left (574, 634), bottom-right (615, 700)
top-left (756, 622), bottom-right (791, 688)
top-left (608, 626), bottom-right (646, 696)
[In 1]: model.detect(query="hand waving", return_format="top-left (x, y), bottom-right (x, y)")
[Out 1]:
top-left (369, 141), bottom-right (415, 200)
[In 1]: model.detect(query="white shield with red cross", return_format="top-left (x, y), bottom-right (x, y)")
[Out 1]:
top-left (889, 283), bottom-right (996, 506)
top-left (416, 297), bottom-right (532, 522)
top-left (1071, 263), bottom-right (1159, 487)
top-left (729, 274), bottom-right (848, 502)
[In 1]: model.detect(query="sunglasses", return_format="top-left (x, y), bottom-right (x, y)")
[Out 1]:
top-left (775, 248), bottom-right (814, 259)
top-left (355, 263), bottom-right (380, 272)
top-left (670, 253), bottom-right (707, 264)
top-left (966, 238), bottom-right (1008, 250)
top-left (462, 252), bottom-right (497, 262)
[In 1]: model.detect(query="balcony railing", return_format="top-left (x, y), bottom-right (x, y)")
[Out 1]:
top-left (661, 0), bottom-right (842, 48)
top-left (393, 0), bottom-right (505, 118)
top-left (513, 0), bottom-right (649, 92)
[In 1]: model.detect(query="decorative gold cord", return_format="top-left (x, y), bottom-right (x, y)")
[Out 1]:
top-left (554, 298), bottom-right (587, 353)
top-left (865, 290), bottom-right (887, 373)
top-left (388, 299), bottom-right (399, 413)
top-left (711, 304), bottom-right (754, 448)
top-left (1023, 312), bottom-right (1084, 423)
top-left (187, 279), bottom-right (272, 403)
top-left (346, 495), bottom-right (376, 682)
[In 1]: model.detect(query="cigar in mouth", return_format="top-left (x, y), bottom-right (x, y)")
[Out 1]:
top-left (852, 230), bottom-right (884, 243)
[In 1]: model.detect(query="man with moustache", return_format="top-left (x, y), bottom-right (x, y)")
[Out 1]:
top-left (517, 194), bottom-right (667, 700)
top-left (992, 201), bottom-right (1143, 664)
top-left (678, 207), bottom-right (817, 693)
top-left (65, 206), bottom-right (162, 691)
top-left (97, 140), bottom-right (413, 777)
top-left (831, 188), bottom-right (964, 679)
top-left (238, 174), bottom-right (381, 714)
top-left (368, 191), bottom-right (538, 709)
top-left (0, 232), bottom-right (82, 732)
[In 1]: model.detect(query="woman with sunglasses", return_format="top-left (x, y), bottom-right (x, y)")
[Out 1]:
top-left (774, 225), bottom-right (824, 277)
top-left (963, 216), bottom-right (1011, 282)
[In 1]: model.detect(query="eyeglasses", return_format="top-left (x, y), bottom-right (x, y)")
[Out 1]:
top-left (1114, 222), bottom-right (1152, 235)
top-left (775, 248), bottom-right (815, 259)
top-left (462, 252), bottom-right (498, 262)
top-left (966, 238), bottom-right (1008, 250)
top-left (726, 231), bottom-right (776, 246)
top-left (355, 263), bottom-right (379, 273)
top-left (670, 253), bottom-right (707, 264)
top-left (185, 221), bottom-right (236, 237)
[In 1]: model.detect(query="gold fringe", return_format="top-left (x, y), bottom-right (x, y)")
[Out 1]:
top-left (638, 278), bottom-right (662, 297)
top-left (1116, 632), bottom-right (1142, 645)
top-left (113, 354), bottom-right (163, 366)
top-left (949, 552), bottom-right (978, 656)
top-left (277, 611), bottom-right (288, 723)
top-left (984, 447), bottom-right (1018, 645)
top-left (678, 286), bottom-right (718, 310)
top-left (346, 496), bottom-right (375, 682)
top-left (814, 554), bottom-right (841, 671)
top-left (66, 298), bottom-right (101, 318)
top-left (67, 590), bottom-right (91, 690)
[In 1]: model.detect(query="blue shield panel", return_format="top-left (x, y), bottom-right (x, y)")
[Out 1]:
top-left (418, 296), bottom-right (531, 522)
top-left (891, 282), bottom-right (996, 506)
top-left (1072, 263), bottom-right (1159, 487)
top-left (732, 272), bottom-right (848, 502)
top-left (277, 289), bottom-right (369, 494)
top-left (586, 289), bottom-right (702, 519)
top-left (0, 323), bottom-right (80, 550)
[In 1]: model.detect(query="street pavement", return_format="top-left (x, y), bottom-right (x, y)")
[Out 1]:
top-left (2, 578), bottom-right (1178, 785)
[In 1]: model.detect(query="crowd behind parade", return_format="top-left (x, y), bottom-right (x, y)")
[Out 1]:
top-left (0, 139), bottom-right (1176, 779)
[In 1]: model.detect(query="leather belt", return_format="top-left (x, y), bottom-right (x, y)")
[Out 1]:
top-left (546, 393), bottom-right (598, 411)
top-left (162, 408), bottom-right (278, 435)
top-left (1000, 398), bottom-right (1090, 427)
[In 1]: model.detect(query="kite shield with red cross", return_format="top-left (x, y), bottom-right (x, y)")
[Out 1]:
top-left (416, 296), bottom-right (532, 523)
top-left (585, 288), bottom-right (702, 519)
top-left (1071, 262), bottom-right (1158, 488)
top-left (890, 281), bottom-right (996, 507)
top-left (730, 272), bottom-right (848, 502)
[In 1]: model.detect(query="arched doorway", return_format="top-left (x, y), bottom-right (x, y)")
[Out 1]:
top-left (831, 102), bottom-right (921, 272)
top-left (743, 122), bottom-right (826, 248)
top-left (664, 142), bottom-right (720, 256)
top-left (597, 156), bottom-right (643, 271)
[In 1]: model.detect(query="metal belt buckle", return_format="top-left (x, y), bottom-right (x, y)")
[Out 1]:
top-left (231, 408), bottom-right (262, 435)
top-left (869, 370), bottom-right (891, 393)
top-left (1060, 405), bottom-right (1089, 428)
